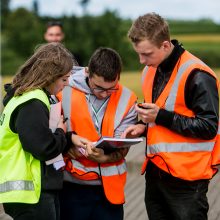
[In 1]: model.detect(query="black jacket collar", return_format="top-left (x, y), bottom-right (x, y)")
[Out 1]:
top-left (158, 40), bottom-right (185, 73)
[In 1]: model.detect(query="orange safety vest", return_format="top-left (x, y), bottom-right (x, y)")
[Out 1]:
top-left (141, 50), bottom-right (220, 180)
top-left (212, 123), bottom-right (220, 166)
top-left (58, 84), bottom-right (137, 204)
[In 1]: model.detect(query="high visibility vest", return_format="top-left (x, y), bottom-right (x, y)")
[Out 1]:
top-left (58, 84), bottom-right (137, 204)
top-left (0, 89), bottom-right (50, 203)
top-left (212, 123), bottom-right (220, 166)
top-left (141, 50), bottom-right (220, 180)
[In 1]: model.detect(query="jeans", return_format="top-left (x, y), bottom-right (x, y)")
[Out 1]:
top-left (3, 191), bottom-right (60, 220)
top-left (145, 162), bottom-right (209, 220)
top-left (59, 182), bottom-right (124, 220)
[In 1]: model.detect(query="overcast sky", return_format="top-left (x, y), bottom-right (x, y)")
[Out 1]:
top-left (10, 0), bottom-right (220, 23)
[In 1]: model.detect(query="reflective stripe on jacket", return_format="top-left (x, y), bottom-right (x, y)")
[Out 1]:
top-left (141, 50), bottom-right (220, 180)
top-left (0, 89), bottom-right (50, 203)
top-left (58, 84), bottom-right (137, 204)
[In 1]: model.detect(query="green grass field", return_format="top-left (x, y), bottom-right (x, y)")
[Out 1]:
top-left (171, 34), bottom-right (220, 42)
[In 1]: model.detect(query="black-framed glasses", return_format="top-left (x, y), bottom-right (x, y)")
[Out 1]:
top-left (91, 87), bottom-right (119, 93)
top-left (88, 77), bottom-right (119, 94)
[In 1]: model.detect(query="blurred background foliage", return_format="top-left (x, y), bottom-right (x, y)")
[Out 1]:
top-left (1, 0), bottom-right (220, 76)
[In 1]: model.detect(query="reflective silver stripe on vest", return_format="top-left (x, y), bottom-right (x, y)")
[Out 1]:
top-left (165, 59), bottom-right (203, 111)
top-left (0, 180), bottom-right (34, 193)
top-left (142, 66), bottom-right (149, 84)
top-left (114, 87), bottom-right (132, 129)
top-left (147, 142), bottom-right (215, 154)
top-left (62, 86), bottom-right (72, 132)
top-left (101, 162), bottom-right (127, 176)
top-left (71, 160), bottom-right (127, 176)
top-left (218, 124), bottom-right (220, 134)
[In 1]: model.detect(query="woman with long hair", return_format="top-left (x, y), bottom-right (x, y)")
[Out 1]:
top-left (0, 42), bottom-right (77, 220)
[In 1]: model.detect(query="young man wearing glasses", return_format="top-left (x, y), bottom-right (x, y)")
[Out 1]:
top-left (57, 47), bottom-right (137, 220)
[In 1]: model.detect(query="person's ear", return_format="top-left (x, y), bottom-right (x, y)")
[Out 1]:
top-left (161, 41), bottom-right (171, 50)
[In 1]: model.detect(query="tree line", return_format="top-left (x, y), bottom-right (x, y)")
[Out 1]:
top-left (1, 2), bottom-right (220, 76)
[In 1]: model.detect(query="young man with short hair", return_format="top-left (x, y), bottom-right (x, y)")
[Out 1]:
top-left (44, 21), bottom-right (64, 43)
top-left (123, 12), bottom-right (219, 220)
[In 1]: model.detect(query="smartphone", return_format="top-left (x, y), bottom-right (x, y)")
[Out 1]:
top-left (137, 103), bottom-right (150, 109)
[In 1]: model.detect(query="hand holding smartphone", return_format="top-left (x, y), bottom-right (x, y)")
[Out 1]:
top-left (137, 103), bottom-right (151, 109)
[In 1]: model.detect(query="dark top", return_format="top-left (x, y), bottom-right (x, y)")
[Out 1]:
top-left (152, 40), bottom-right (219, 140)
